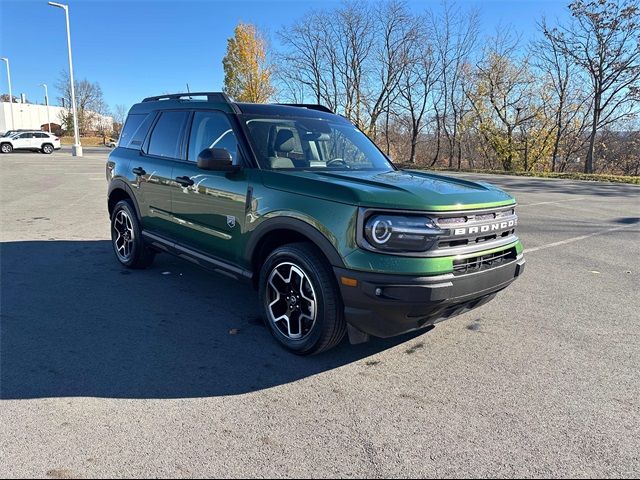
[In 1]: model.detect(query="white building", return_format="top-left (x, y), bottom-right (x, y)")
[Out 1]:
top-left (0, 101), bottom-right (113, 133)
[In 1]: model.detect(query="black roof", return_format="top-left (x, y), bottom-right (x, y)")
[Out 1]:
top-left (131, 91), bottom-right (341, 120)
top-left (235, 102), bottom-right (345, 121)
top-left (142, 92), bottom-right (232, 103)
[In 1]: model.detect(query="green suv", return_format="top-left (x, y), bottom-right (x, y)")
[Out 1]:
top-left (107, 92), bottom-right (524, 354)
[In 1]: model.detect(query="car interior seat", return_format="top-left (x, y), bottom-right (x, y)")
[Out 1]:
top-left (268, 127), bottom-right (309, 169)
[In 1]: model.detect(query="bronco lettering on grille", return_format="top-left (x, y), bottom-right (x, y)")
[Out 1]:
top-left (453, 219), bottom-right (517, 236)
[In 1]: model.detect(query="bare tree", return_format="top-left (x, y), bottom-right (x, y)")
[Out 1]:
top-left (56, 71), bottom-right (107, 135)
top-left (533, 23), bottom-right (592, 172)
top-left (276, 10), bottom-right (328, 105)
top-left (397, 23), bottom-right (440, 164)
top-left (364, 0), bottom-right (420, 138)
top-left (271, 0), bottom-right (639, 177)
top-left (276, 3), bottom-right (375, 125)
top-left (543, 0), bottom-right (640, 173)
top-left (429, 1), bottom-right (480, 169)
top-left (276, 0), bottom-right (419, 137)
top-left (331, 1), bottom-right (376, 127)
top-left (597, 120), bottom-right (640, 175)
top-left (112, 104), bottom-right (128, 137)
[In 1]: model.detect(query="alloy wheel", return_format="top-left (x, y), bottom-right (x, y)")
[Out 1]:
top-left (113, 209), bottom-right (135, 262)
top-left (266, 262), bottom-right (317, 340)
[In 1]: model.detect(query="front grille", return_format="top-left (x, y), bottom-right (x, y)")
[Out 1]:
top-left (427, 205), bottom-right (518, 256)
top-left (437, 228), bottom-right (515, 248)
top-left (452, 247), bottom-right (517, 275)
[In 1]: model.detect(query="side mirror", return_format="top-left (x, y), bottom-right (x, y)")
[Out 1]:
top-left (197, 148), bottom-right (239, 172)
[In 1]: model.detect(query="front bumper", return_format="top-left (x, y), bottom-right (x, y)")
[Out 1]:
top-left (334, 255), bottom-right (525, 340)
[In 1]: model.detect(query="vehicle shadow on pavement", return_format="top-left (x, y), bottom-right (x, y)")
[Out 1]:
top-left (0, 240), bottom-right (425, 400)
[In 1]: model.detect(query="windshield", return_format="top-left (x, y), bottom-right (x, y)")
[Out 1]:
top-left (241, 115), bottom-right (394, 171)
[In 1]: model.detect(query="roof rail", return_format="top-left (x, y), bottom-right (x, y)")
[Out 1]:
top-left (142, 92), bottom-right (232, 103)
top-left (275, 103), bottom-right (334, 114)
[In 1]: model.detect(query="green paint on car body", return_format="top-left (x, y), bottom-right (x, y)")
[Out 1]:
top-left (108, 94), bottom-right (525, 351)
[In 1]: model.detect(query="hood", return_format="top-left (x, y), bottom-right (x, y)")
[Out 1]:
top-left (261, 169), bottom-right (515, 211)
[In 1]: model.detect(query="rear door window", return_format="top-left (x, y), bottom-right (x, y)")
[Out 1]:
top-left (147, 111), bottom-right (189, 159)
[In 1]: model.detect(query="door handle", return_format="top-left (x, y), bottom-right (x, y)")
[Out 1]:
top-left (175, 176), bottom-right (194, 187)
top-left (132, 167), bottom-right (146, 176)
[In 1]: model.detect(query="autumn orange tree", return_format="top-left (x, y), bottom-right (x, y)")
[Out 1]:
top-left (222, 23), bottom-right (274, 103)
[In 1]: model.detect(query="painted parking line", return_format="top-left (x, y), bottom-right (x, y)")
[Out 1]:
top-left (524, 224), bottom-right (637, 253)
top-left (518, 197), bottom-right (585, 207)
top-left (0, 172), bottom-right (103, 174)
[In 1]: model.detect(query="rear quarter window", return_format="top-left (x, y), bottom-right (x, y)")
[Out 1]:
top-left (119, 113), bottom-right (154, 149)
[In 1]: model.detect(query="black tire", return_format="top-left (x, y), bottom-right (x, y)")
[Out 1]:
top-left (0, 143), bottom-right (12, 154)
top-left (110, 200), bottom-right (155, 269)
top-left (259, 242), bottom-right (346, 355)
top-left (42, 144), bottom-right (54, 154)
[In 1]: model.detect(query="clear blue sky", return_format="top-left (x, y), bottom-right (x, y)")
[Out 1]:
top-left (0, 0), bottom-right (571, 112)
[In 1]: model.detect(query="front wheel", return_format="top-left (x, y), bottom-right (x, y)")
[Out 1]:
top-left (110, 200), bottom-right (155, 269)
top-left (259, 243), bottom-right (346, 355)
top-left (1, 143), bottom-right (12, 154)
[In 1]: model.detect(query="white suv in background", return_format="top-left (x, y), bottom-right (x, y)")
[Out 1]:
top-left (0, 131), bottom-right (61, 154)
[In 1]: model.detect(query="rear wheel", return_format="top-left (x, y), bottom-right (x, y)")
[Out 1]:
top-left (42, 144), bottom-right (54, 154)
top-left (1, 143), bottom-right (12, 154)
top-left (259, 243), bottom-right (346, 355)
top-left (110, 200), bottom-right (155, 269)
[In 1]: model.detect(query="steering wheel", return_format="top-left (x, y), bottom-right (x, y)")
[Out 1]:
top-left (326, 158), bottom-right (349, 168)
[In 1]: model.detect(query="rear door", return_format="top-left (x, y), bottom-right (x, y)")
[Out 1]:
top-left (128, 110), bottom-right (189, 238)
top-left (170, 110), bottom-right (249, 264)
top-left (34, 132), bottom-right (49, 148)
top-left (28, 133), bottom-right (40, 149)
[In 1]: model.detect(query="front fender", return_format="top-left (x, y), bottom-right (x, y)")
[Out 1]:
top-left (245, 214), bottom-right (348, 268)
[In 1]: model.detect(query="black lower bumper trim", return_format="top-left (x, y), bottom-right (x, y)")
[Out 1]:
top-left (335, 257), bottom-right (525, 339)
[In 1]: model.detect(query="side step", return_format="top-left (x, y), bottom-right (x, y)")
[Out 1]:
top-left (141, 230), bottom-right (253, 282)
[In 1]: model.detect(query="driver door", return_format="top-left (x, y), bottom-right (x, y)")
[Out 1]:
top-left (12, 133), bottom-right (34, 150)
top-left (170, 110), bottom-right (249, 264)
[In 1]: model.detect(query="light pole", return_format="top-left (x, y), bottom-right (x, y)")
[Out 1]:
top-left (0, 57), bottom-right (15, 131)
top-left (40, 83), bottom-right (51, 133)
top-left (48, 2), bottom-right (82, 156)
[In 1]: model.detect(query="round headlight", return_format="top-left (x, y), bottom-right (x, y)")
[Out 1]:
top-left (371, 218), bottom-right (392, 244)
top-left (363, 213), bottom-right (444, 252)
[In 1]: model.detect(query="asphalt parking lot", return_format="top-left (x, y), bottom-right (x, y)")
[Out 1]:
top-left (1, 147), bottom-right (639, 478)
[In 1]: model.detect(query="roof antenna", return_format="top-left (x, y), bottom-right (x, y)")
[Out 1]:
top-left (186, 83), bottom-right (191, 99)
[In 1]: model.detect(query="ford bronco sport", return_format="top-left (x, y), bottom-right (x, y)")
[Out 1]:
top-left (107, 92), bottom-right (524, 354)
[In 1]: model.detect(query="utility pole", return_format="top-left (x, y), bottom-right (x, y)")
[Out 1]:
top-left (0, 57), bottom-right (15, 130)
top-left (48, 2), bottom-right (82, 156)
top-left (41, 83), bottom-right (51, 133)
